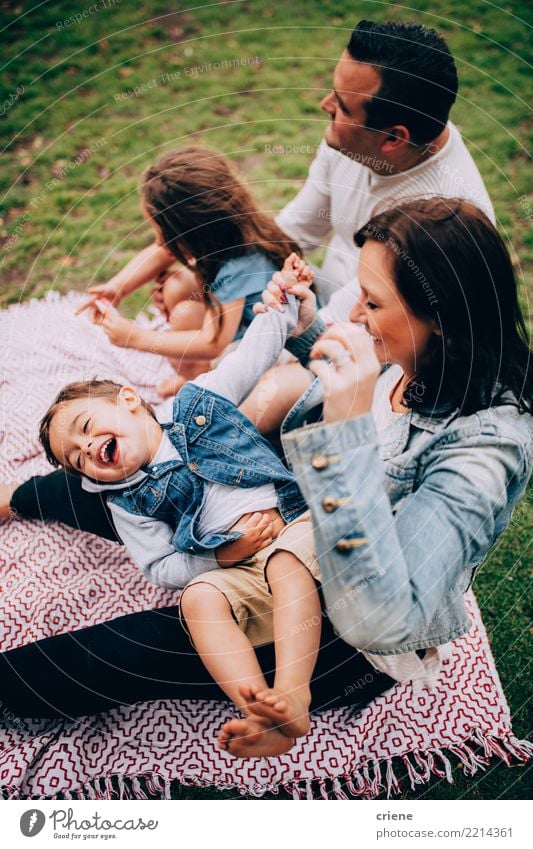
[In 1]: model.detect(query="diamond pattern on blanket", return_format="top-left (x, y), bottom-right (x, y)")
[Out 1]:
top-left (0, 296), bottom-right (531, 799)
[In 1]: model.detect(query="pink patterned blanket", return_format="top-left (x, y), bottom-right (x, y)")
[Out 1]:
top-left (0, 296), bottom-right (530, 799)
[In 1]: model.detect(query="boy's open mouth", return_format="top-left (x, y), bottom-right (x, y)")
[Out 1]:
top-left (98, 437), bottom-right (118, 465)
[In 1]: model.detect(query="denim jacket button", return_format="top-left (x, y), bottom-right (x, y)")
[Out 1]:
top-left (311, 453), bottom-right (328, 470)
top-left (322, 495), bottom-right (339, 513)
top-left (194, 415), bottom-right (206, 426)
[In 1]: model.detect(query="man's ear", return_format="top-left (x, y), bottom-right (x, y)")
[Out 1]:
top-left (118, 386), bottom-right (142, 411)
top-left (380, 125), bottom-right (411, 155)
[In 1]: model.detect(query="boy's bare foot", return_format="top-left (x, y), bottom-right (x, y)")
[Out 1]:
top-left (157, 374), bottom-right (187, 398)
top-left (0, 483), bottom-right (16, 521)
top-left (218, 714), bottom-right (295, 759)
top-left (241, 683), bottom-right (312, 739)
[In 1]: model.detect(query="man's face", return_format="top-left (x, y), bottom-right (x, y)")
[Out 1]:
top-left (48, 389), bottom-right (159, 482)
top-left (321, 51), bottom-right (384, 162)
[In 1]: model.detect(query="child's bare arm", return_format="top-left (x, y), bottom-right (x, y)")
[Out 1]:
top-left (97, 297), bottom-right (245, 357)
top-left (215, 512), bottom-right (276, 567)
top-left (76, 242), bottom-right (175, 315)
top-left (108, 503), bottom-right (276, 586)
top-left (108, 501), bottom-right (219, 588)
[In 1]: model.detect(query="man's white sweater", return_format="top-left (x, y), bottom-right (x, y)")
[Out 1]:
top-left (277, 123), bottom-right (494, 323)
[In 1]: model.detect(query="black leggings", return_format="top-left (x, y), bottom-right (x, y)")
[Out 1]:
top-left (11, 470), bottom-right (119, 541)
top-left (4, 471), bottom-right (395, 720)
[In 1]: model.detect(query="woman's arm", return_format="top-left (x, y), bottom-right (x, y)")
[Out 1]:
top-left (283, 412), bottom-right (529, 651)
top-left (282, 324), bottom-right (532, 651)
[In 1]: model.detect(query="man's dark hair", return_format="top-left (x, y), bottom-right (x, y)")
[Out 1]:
top-left (347, 21), bottom-right (458, 145)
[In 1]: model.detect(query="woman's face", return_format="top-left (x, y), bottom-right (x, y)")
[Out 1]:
top-left (350, 240), bottom-right (438, 377)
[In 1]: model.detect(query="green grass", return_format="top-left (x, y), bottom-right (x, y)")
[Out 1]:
top-left (1, 0), bottom-right (531, 800)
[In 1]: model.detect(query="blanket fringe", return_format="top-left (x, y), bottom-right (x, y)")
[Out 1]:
top-left (5, 730), bottom-right (530, 800)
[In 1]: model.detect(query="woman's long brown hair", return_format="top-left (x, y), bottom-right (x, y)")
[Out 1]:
top-left (142, 146), bottom-right (301, 287)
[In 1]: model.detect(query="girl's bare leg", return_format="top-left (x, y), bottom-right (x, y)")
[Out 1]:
top-left (239, 362), bottom-right (313, 435)
top-left (180, 582), bottom-right (295, 758)
top-left (155, 268), bottom-right (212, 397)
top-left (244, 552), bottom-right (321, 738)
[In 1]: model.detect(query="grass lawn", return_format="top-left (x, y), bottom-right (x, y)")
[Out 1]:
top-left (1, 0), bottom-right (531, 800)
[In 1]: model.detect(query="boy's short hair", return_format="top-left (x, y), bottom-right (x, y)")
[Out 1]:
top-left (39, 379), bottom-right (157, 470)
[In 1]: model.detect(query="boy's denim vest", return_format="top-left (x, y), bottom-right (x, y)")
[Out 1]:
top-left (108, 383), bottom-right (307, 554)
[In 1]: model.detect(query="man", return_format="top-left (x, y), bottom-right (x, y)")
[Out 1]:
top-left (0, 20), bottom-right (495, 719)
top-left (277, 20), bottom-right (493, 321)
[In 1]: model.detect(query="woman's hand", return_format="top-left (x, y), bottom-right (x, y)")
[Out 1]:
top-left (254, 252), bottom-right (317, 336)
top-left (309, 323), bottom-right (381, 422)
top-left (215, 512), bottom-right (275, 567)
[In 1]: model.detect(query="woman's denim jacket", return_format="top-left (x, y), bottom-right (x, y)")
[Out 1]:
top-left (282, 317), bottom-right (533, 655)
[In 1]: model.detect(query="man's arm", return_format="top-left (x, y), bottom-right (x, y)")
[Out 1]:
top-left (276, 140), bottom-right (332, 252)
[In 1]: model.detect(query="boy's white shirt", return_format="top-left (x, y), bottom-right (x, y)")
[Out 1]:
top-left (82, 297), bottom-right (298, 589)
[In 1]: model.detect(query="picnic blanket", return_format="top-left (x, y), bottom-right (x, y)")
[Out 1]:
top-left (1, 294), bottom-right (531, 799)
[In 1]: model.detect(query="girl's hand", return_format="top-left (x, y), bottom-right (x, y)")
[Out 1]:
top-left (309, 323), bottom-right (381, 422)
top-left (253, 252), bottom-right (317, 336)
top-left (93, 301), bottom-right (139, 349)
top-left (216, 512), bottom-right (275, 567)
top-left (75, 281), bottom-right (123, 316)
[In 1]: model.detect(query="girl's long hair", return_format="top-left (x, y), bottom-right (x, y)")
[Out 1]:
top-left (355, 197), bottom-right (532, 415)
top-left (142, 146), bottom-right (301, 290)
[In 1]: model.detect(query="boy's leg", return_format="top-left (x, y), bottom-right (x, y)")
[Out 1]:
top-left (180, 582), bottom-right (295, 757)
top-left (243, 551), bottom-right (321, 738)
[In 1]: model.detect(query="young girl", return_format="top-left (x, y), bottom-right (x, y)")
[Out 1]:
top-left (79, 147), bottom-right (301, 397)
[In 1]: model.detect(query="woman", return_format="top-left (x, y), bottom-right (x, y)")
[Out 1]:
top-left (1, 197), bottom-right (531, 723)
top-left (269, 196), bottom-right (532, 682)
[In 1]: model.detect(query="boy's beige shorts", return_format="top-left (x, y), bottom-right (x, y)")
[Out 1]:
top-left (179, 513), bottom-right (320, 648)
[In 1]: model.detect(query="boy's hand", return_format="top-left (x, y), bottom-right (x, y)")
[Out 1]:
top-left (215, 512), bottom-right (274, 567)
top-left (254, 252), bottom-right (317, 337)
top-left (92, 301), bottom-right (139, 349)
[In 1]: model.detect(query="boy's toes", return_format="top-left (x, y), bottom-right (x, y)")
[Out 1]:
top-left (238, 682), bottom-right (262, 705)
